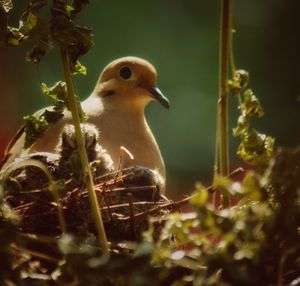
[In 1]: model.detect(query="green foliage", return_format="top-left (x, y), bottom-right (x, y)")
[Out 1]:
top-left (229, 70), bottom-right (275, 166)
top-left (51, 0), bottom-right (93, 74)
top-left (1, 0), bottom-right (91, 149)
top-left (54, 235), bottom-right (160, 286)
top-left (145, 148), bottom-right (300, 285)
top-left (23, 81), bottom-right (67, 148)
top-left (2, 0), bottom-right (93, 72)
top-left (23, 114), bottom-right (49, 148)
top-left (2, 148), bottom-right (298, 285)
top-left (237, 129), bottom-right (275, 167)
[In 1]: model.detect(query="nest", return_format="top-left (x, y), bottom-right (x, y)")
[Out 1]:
top-left (2, 123), bottom-right (189, 243)
top-left (4, 158), bottom-right (179, 244)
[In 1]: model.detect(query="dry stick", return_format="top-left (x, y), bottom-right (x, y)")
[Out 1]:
top-left (102, 187), bottom-right (115, 227)
top-left (94, 166), bottom-right (134, 181)
top-left (10, 244), bottom-right (59, 263)
top-left (218, 0), bottom-right (231, 208)
top-left (4, 159), bottom-right (66, 233)
top-left (127, 193), bottom-right (136, 239)
top-left (98, 201), bottom-right (166, 212)
top-left (114, 146), bottom-right (134, 182)
top-left (119, 167), bottom-right (245, 222)
top-left (20, 232), bottom-right (59, 244)
top-left (107, 185), bottom-right (157, 193)
top-left (60, 49), bottom-right (109, 255)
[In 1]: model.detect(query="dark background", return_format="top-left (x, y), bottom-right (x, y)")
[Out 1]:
top-left (0, 1), bottom-right (299, 198)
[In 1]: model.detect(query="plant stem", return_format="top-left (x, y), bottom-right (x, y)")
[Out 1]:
top-left (60, 49), bottom-right (109, 255)
top-left (218, 0), bottom-right (231, 207)
top-left (228, 0), bottom-right (236, 76)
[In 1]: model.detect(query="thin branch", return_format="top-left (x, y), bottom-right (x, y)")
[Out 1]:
top-left (60, 49), bottom-right (109, 255)
top-left (218, 0), bottom-right (231, 208)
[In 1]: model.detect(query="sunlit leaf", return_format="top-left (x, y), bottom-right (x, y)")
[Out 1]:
top-left (69, 0), bottom-right (90, 19)
top-left (23, 115), bottom-right (49, 148)
top-left (0, 0), bottom-right (13, 12)
top-left (228, 69), bottom-right (250, 95)
top-left (237, 129), bottom-right (275, 166)
top-left (6, 27), bottom-right (27, 46)
top-left (72, 60), bottom-right (86, 75)
top-left (41, 81), bottom-right (67, 102)
top-left (190, 183), bottom-right (208, 206)
top-left (20, 11), bottom-right (38, 32)
top-left (242, 172), bottom-right (263, 201)
top-left (233, 112), bottom-right (249, 136)
top-left (243, 89), bottom-right (264, 117)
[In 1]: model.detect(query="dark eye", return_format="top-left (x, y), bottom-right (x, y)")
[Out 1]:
top-left (119, 66), bottom-right (132, 80)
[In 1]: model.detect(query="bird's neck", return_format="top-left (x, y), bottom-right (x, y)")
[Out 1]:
top-left (100, 96), bottom-right (148, 119)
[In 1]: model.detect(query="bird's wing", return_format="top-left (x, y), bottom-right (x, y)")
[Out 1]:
top-left (0, 125), bottom-right (26, 170)
top-left (0, 107), bottom-right (53, 171)
top-left (0, 95), bottom-right (98, 171)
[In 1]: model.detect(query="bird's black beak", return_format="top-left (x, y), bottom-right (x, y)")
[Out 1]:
top-left (147, 87), bottom-right (170, 109)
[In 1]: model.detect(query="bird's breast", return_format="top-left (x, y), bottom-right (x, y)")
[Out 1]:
top-left (89, 110), bottom-right (166, 179)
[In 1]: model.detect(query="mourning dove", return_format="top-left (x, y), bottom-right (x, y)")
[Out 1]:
top-left (1, 57), bottom-right (169, 190)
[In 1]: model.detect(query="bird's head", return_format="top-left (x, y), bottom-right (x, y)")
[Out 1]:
top-left (93, 56), bottom-right (170, 110)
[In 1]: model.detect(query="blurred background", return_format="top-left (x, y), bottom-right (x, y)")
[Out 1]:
top-left (0, 1), bottom-right (299, 198)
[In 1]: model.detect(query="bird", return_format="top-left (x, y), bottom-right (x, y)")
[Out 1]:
top-left (57, 123), bottom-right (115, 181)
top-left (1, 56), bottom-right (169, 191)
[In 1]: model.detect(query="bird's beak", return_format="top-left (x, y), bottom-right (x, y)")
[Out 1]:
top-left (147, 87), bottom-right (170, 109)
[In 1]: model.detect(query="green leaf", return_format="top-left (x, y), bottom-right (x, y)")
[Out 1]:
top-left (26, 17), bottom-right (52, 63)
top-left (233, 112), bottom-right (249, 136)
top-left (190, 183), bottom-right (209, 206)
top-left (6, 26), bottom-right (27, 46)
top-left (76, 97), bottom-right (88, 121)
top-left (0, 0), bottom-right (13, 12)
top-left (69, 26), bottom-right (93, 74)
top-left (228, 69), bottom-right (249, 95)
top-left (243, 89), bottom-right (264, 117)
top-left (41, 81), bottom-right (67, 102)
top-left (242, 172), bottom-right (263, 201)
top-left (237, 129), bottom-right (275, 166)
top-left (23, 115), bottom-right (49, 148)
top-left (20, 11), bottom-right (38, 33)
top-left (74, 25), bottom-right (93, 55)
top-left (72, 60), bottom-right (86, 75)
top-left (43, 109), bottom-right (64, 124)
top-left (52, 18), bottom-right (77, 49)
top-left (69, 0), bottom-right (90, 19)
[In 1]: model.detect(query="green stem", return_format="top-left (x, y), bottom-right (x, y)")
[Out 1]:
top-left (218, 0), bottom-right (231, 207)
top-left (60, 49), bottom-right (109, 255)
top-left (228, 0), bottom-right (236, 77)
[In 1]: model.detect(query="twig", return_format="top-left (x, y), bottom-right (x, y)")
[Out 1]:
top-left (118, 167), bottom-right (245, 221)
top-left (60, 49), bottom-right (109, 254)
top-left (114, 146), bottom-right (134, 182)
top-left (102, 187), bottom-right (114, 225)
top-left (217, 0), bottom-right (231, 208)
top-left (108, 185), bottom-right (157, 193)
top-left (127, 193), bottom-right (136, 239)
top-left (10, 244), bottom-right (59, 263)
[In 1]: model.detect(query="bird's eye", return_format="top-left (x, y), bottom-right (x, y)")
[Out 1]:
top-left (119, 66), bottom-right (132, 80)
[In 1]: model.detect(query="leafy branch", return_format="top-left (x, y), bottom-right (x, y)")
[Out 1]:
top-left (214, 0), bottom-right (274, 209)
top-left (1, 0), bottom-right (109, 253)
